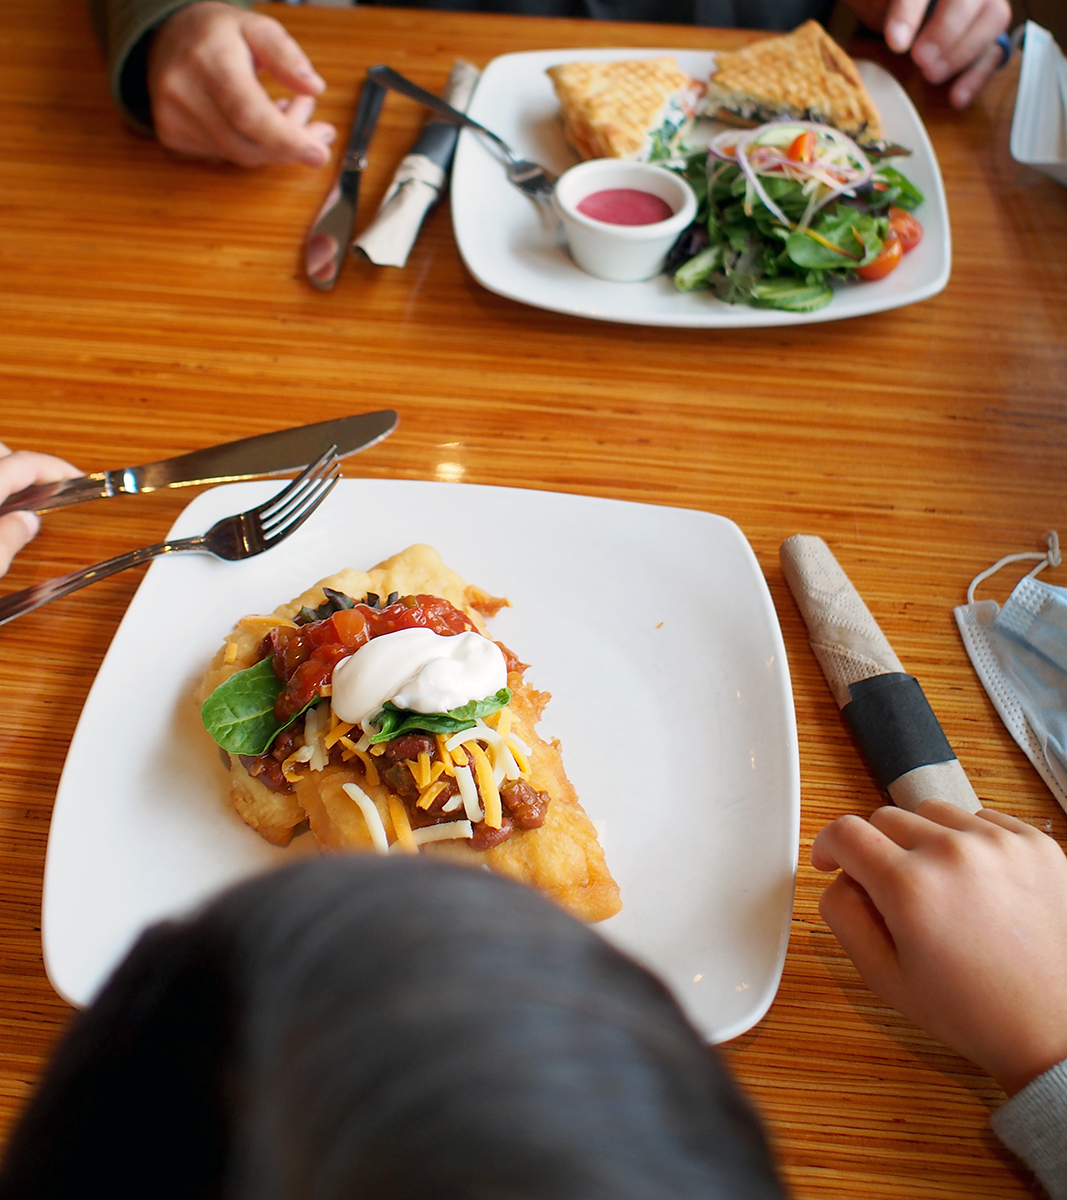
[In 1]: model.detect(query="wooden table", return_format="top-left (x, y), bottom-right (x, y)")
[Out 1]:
top-left (2, 1), bottom-right (1065, 1194)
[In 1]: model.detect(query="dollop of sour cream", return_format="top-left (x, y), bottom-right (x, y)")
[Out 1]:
top-left (331, 628), bottom-right (507, 730)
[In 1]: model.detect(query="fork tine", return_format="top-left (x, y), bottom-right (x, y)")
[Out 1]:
top-left (260, 456), bottom-right (338, 537)
top-left (262, 467), bottom-right (341, 546)
top-left (255, 446), bottom-right (338, 529)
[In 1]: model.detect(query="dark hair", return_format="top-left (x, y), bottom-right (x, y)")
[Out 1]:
top-left (0, 857), bottom-right (786, 1200)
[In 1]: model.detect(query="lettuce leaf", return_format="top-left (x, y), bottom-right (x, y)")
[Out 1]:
top-left (367, 688), bottom-right (512, 745)
top-left (200, 657), bottom-right (313, 756)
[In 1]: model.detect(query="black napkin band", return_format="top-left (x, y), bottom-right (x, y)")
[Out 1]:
top-left (841, 672), bottom-right (957, 792)
top-left (412, 120), bottom-right (461, 172)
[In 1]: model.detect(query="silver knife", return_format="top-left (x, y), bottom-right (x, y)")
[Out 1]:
top-left (0, 410), bottom-right (397, 517)
top-left (305, 76), bottom-right (387, 290)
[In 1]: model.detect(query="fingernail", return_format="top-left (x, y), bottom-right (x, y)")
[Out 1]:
top-left (886, 20), bottom-right (911, 52)
top-left (302, 145), bottom-right (328, 168)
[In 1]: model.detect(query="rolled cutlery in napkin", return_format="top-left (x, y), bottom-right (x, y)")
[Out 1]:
top-left (780, 534), bottom-right (981, 813)
top-left (355, 60), bottom-right (480, 267)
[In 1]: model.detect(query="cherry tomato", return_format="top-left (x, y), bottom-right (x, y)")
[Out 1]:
top-left (888, 206), bottom-right (923, 253)
top-left (856, 229), bottom-right (903, 281)
top-left (786, 131), bottom-right (816, 163)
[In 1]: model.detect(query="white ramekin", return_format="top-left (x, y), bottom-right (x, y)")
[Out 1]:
top-left (552, 159), bottom-right (698, 283)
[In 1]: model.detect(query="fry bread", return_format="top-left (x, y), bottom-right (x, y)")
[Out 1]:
top-left (547, 57), bottom-right (706, 160)
top-left (198, 545), bottom-right (622, 923)
top-left (706, 21), bottom-right (882, 142)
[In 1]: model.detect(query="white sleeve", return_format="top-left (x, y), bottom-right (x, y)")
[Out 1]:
top-left (991, 1059), bottom-right (1067, 1199)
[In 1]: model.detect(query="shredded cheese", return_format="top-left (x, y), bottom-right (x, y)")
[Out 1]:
top-left (411, 820), bottom-right (473, 845)
top-left (442, 790), bottom-right (464, 812)
top-left (325, 714), bottom-right (356, 750)
top-left (413, 750), bottom-right (432, 790)
top-left (352, 747), bottom-right (379, 786)
top-left (434, 734), bottom-right (455, 774)
top-left (304, 703), bottom-right (329, 771)
top-left (450, 745), bottom-right (468, 767)
top-left (454, 764), bottom-right (483, 823)
top-left (342, 782), bottom-right (389, 855)
top-left (417, 778), bottom-right (448, 810)
top-left (280, 744), bottom-right (313, 782)
top-left (387, 796), bottom-right (419, 854)
top-left (506, 738), bottom-right (531, 775)
top-left (467, 742), bottom-right (501, 829)
top-left (223, 642), bottom-right (238, 664)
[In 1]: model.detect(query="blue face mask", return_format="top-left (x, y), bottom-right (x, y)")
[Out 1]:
top-left (955, 533), bottom-right (1067, 812)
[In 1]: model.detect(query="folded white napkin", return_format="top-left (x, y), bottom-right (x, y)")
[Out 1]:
top-left (1010, 22), bottom-right (1067, 186)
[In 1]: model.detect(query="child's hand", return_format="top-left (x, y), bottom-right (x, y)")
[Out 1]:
top-left (812, 800), bottom-right (1067, 1095)
top-left (0, 445), bottom-right (81, 578)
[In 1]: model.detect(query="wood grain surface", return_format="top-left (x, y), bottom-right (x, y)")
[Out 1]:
top-left (1, 2), bottom-right (1065, 1195)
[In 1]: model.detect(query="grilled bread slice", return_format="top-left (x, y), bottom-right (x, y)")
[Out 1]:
top-left (547, 57), bottom-right (706, 161)
top-left (706, 21), bottom-right (882, 142)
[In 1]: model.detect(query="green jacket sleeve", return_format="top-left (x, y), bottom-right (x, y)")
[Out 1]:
top-left (88, 0), bottom-right (255, 133)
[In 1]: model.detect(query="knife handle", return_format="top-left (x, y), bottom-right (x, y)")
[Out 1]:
top-left (0, 473), bottom-right (111, 517)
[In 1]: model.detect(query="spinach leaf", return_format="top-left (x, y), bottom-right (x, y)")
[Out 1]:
top-left (201, 657), bottom-right (312, 756)
top-left (368, 688), bottom-right (512, 745)
top-left (870, 166), bottom-right (924, 211)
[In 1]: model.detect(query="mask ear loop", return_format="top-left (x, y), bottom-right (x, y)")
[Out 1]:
top-left (966, 531), bottom-right (1061, 604)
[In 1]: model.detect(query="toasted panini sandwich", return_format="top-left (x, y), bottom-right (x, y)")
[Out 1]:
top-left (705, 21), bottom-right (882, 142)
top-left (547, 57), bottom-right (707, 161)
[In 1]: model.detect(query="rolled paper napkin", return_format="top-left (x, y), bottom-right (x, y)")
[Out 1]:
top-left (354, 60), bottom-right (481, 267)
top-left (780, 534), bottom-right (981, 813)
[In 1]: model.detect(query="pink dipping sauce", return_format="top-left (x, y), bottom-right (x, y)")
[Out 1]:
top-left (575, 188), bottom-right (674, 226)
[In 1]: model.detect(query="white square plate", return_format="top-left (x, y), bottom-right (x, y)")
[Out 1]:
top-left (452, 49), bottom-right (951, 326)
top-left (43, 481), bottom-right (799, 1042)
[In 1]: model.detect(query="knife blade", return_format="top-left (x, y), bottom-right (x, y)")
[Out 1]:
top-left (305, 76), bottom-right (387, 291)
top-left (0, 410), bottom-right (398, 518)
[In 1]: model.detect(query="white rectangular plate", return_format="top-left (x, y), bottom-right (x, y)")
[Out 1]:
top-left (44, 480), bottom-right (799, 1042)
top-left (452, 48), bottom-right (951, 326)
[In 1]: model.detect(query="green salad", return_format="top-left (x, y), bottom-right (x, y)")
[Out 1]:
top-left (666, 121), bottom-right (925, 313)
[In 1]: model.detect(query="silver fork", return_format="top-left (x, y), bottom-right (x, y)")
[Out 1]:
top-left (366, 65), bottom-right (557, 203)
top-left (0, 447), bottom-right (341, 627)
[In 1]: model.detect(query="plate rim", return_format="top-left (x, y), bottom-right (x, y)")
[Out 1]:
top-left (43, 480), bottom-right (800, 1041)
top-left (451, 47), bottom-right (952, 327)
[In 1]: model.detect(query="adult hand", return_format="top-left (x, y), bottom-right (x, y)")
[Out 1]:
top-left (0, 445), bottom-right (82, 579)
top-left (812, 800), bottom-right (1067, 1096)
top-left (847, 0), bottom-right (1012, 107)
top-left (147, 1), bottom-right (337, 167)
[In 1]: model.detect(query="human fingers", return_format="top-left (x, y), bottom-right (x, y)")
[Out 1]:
top-left (809, 812), bottom-right (907, 890)
top-left (818, 873), bottom-right (903, 997)
top-left (881, 0), bottom-right (934, 53)
top-left (947, 39), bottom-right (1003, 107)
top-left (0, 449), bottom-right (82, 499)
top-left (0, 512), bottom-right (41, 577)
top-left (278, 93), bottom-right (316, 126)
top-left (205, 62), bottom-right (333, 167)
top-left (911, 0), bottom-right (1011, 85)
top-left (149, 4), bottom-right (333, 168)
top-left (0, 449), bottom-right (81, 579)
top-left (241, 12), bottom-right (326, 97)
